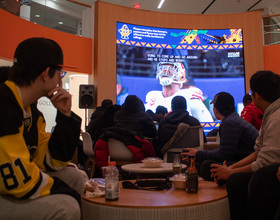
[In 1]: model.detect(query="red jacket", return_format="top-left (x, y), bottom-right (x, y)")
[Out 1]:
top-left (94, 127), bottom-right (156, 171)
top-left (241, 102), bottom-right (263, 131)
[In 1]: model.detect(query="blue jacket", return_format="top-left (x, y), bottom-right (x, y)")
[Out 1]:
top-left (196, 112), bottom-right (258, 163)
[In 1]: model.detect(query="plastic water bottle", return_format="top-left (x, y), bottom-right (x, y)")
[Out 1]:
top-left (172, 153), bottom-right (182, 175)
top-left (105, 161), bottom-right (119, 201)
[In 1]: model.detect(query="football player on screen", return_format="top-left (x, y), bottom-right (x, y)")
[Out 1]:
top-left (145, 62), bottom-right (213, 122)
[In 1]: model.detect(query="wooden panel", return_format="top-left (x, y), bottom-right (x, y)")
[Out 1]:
top-left (264, 44), bottom-right (280, 74)
top-left (94, 1), bottom-right (264, 105)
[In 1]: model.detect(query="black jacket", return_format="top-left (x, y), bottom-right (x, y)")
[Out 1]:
top-left (114, 95), bottom-right (157, 138)
top-left (87, 104), bottom-right (121, 144)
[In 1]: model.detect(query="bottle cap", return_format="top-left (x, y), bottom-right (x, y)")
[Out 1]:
top-left (108, 161), bottom-right (116, 166)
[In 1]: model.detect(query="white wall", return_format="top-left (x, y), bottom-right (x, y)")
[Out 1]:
top-left (69, 74), bottom-right (89, 131)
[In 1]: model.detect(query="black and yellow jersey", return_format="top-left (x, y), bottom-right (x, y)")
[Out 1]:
top-left (0, 81), bottom-right (81, 199)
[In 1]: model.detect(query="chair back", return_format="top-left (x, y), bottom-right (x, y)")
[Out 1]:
top-left (163, 125), bottom-right (204, 163)
top-left (108, 138), bottom-right (133, 160)
top-left (108, 138), bottom-right (134, 166)
top-left (81, 132), bottom-right (94, 156)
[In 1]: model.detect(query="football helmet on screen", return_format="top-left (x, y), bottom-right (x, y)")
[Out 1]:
top-left (156, 62), bottom-right (187, 87)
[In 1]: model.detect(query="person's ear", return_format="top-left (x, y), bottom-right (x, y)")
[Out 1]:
top-left (253, 92), bottom-right (262, 101)
top-left (41, 67), bottom-right (50, 81)
top-left (213, 107), bottom-right (220, 119)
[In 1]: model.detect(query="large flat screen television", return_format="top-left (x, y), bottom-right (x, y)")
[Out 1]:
top-left (116, 22), bottom-right (245, 134)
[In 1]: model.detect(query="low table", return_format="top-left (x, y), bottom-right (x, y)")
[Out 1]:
top-left (121, 163), bottom-right (187, 180)
top-left (81, 180), bottom-right (230, 220)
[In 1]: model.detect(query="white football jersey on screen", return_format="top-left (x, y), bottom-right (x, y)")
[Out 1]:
top-left (145, 88), bottom-right (213, 122)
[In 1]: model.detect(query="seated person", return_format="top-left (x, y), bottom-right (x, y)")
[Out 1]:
top-left (182, 92), bottom-right (259, 181)
top-left (241, 93), bottom-right (263, 131)
top-left (88, 99), bottom-right (113, 127)
top-left (158, 96), bottom-right (205, 157)
top-left (210, 71), bottom-right (280, 220)
top-left (114, 95), bottom-right (158, 139)
top-left (155, 105), bottom-right (168, 123)
top-left (242, 93), bottom-right (252, 107)
top-left (87, 99), bottom-right (121, 144)
top-left (0, 38), bottom-right (85, 219)
top-left (146, 109), bottom-right (157, 122)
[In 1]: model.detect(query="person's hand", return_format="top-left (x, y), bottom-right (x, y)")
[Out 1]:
top-left (47, 79), bottom-right (71, 117)
top-left (210, 161), bottom-right (232, 183)
top-left (181, 148), bottom-right (197, 161)
top-left (277, 167), bottom-right (280, 182)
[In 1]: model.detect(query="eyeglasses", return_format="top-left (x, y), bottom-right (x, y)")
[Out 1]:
top-left (50, 65), bottom-right (67, 79)
top-left (58, 69), bottom-right (67, 78)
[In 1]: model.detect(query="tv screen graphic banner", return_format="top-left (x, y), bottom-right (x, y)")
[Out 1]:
top-left (116, 22), bottom-right (245, 133)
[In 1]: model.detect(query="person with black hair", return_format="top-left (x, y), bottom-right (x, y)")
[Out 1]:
top-left (155, 105), bottom-right (168, 123)
top-left (182, 92), bottom-right (258, 182)
top-left (210, 71), bottom-right (280, 220)
top-left (87, 101), bottom-right (121, 144)
top-left (242, 93), bottom-right (252, 107)
top-left (146, 109), bottom-right (157, 122)
top-left (88, 99), bottom-right (113, 123)
top-left (0, 38), bottom-right (84, 219)
top-left (241, 93), bottom-right (263, 131)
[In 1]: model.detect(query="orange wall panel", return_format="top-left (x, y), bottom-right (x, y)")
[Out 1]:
top-left (264, 45), bottom-right (280, 74)
top-left (0, 9), bottom-right (92, 74)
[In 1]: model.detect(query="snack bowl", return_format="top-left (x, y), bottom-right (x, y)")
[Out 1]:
top-left (170, 173), bottom-right (186, 190)
top-left (142, 157), bottom-right (163, 168)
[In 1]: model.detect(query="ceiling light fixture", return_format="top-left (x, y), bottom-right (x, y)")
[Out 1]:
top-left (58, 21), bottom-right (63, 25)
top-left (35, 14), bottom-right (40, 17)
top-left (158, 0), bottom-right (165, 9)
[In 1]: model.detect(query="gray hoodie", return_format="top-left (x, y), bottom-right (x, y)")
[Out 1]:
top-left (252, 97), bottom-right (280, 172)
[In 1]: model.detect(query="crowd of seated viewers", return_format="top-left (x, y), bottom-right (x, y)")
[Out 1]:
top-left (3, 50), bottom-right (280, 220)
top-left (86, 71), bottom-right (280, 219)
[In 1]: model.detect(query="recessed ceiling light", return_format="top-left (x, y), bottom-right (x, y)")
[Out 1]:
top-left (35, 14), bottom-right (40, 17)
top-left (58, 21), bottom-right (63, 25)
top-left (158, 0), bottom-right (165, 9)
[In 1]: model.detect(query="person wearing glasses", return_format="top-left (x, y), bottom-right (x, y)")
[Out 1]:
top-left (0, 38), bottom-right (85, 219)
top-left (210, 70), bottom-right (280, 220)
